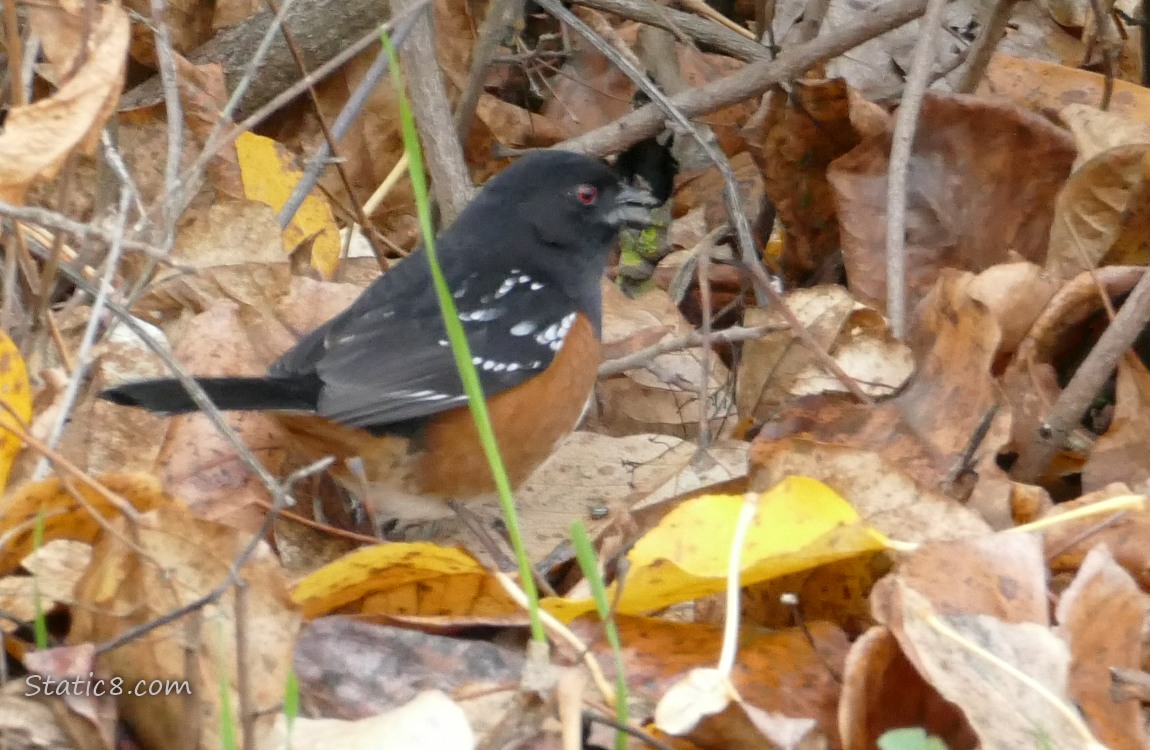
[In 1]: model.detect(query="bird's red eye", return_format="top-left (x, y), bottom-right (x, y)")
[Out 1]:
top-left (576, 184), bottom-right (598, 205)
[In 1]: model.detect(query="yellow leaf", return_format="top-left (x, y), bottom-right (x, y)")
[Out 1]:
top-left (292, 542), bottom-right (520, 619)
top-left (236, 131), bottom-right (341, 279)
top-left (0, 473), bottom-right (175, 575)
top-left (543, 476), bottom-right (889, 621)
top-left (0, 329), bottom-right (30, 493)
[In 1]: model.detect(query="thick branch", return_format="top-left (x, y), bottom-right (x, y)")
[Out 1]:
top-left (560, 0), bottom-right (929, 156)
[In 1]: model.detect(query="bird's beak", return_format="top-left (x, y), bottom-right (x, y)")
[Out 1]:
top-left (606, 184), bottom-right (660, 229)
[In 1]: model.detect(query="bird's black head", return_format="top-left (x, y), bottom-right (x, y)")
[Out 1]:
top-left (477, 150), bottom-right (658, 250)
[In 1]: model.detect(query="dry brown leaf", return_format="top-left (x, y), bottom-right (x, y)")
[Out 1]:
top-left (579, 615), bottom-right (845, 748)
top-left (749, 439), bottom-right (991, 542)
top-left (1082, 356), bottom-right (1150, 491)
top-left (593, 284), bottom-right (734, 439)
top-left (737, 286), bottom-right (911, 424)
top-left (839, 626), bottom-right (977, 750)
top-left (70, 504), bottom-right (300, 750)
top-left (0, 2), bottom-right (129, 202)
top-left (1059, 103), bottom-right (1150, 170)
top-left (23, 643), bottom-right (119, 744)
top-left (885, 583), bottom-right (1089, 750)
top-left (152, 301), bottom-right (295, 531)
top-left (1043, 483), bottom-right (1150, 589)
top-left (293, 617), bottom-right (521, 720)
top-left (1055, 545), bottom-right (1149, 750)
top-left (749, 79), bottom-right (868, 285)
top-left (932, 263), bottom-right (1061, 360)
top-left (755, 272), bottom-right (1005, 500)
top-left (874, 533), bottom-right (1049, 625)
top-left (986, 53), bottom-right (1150, 123)
top-left (1001, 266), bottom-right (1144, 472)
top-left (122, 0), bottom-right (215, 63)
top-left (828, 92), bottom-right (1075, 312)
top-left (1046, 144), bottom-right (1149, 279)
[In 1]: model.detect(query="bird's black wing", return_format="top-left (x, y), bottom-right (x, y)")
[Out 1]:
top-left (305, 269), bottom-right (583, 430)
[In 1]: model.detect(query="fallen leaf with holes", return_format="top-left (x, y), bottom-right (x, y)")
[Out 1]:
top-left (70, 504), bottom-right (299, 750)
top-left (292, 542), bottom-right (520, 621)
top-left (294, 616), bottom-right (522, 720)
top-left (828, 92), bottom-right (1075, 312)
top-left (0, 473), bottom-right (173, 576)
top-left (237, 131), bottom-right (341, 278)
top-left (0, 328), bottom-right (31, 493)
top-left (0, 1), bottom-right (129, 202)
top-left (542, 477), bottom-right (888, 621)
top-left (1055, 545), bottom-right (1149, 750)
top-left (881, 582), bottom-right (1089, 750)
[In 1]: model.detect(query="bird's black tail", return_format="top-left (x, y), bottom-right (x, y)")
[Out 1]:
top-left (100, 377), bottom-right (319, 415)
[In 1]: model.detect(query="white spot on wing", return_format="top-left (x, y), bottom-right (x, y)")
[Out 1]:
top-left (459, 308), bottom-right (501, 322)
top-left (534, 313), bottom-right (577, 351)
top-left (510, 321), bottom-right (536, 336)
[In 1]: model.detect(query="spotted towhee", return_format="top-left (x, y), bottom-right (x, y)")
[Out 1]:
top-left (101, 150), bottom-right (658, 531)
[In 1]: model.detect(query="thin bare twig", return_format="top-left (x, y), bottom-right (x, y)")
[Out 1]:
top-left (151, 0), bottom-right (185, 249)
top-left (32, 189), bottom-right (133, 480)
top-left (1085, 0), bottom-right (1118, 109)
top-left (537, 0), bottom-right (763, 295)
top-left (598, 323), bottom-right (786, 377)
top-left (277, 48), bottom-right (397, 234)
top-left (546, 0), bottom-right (877, 401)
top-left (164, 0), bottom-right (307, 225)
top-left (885, 0), bottom-right (949, 340)
top-left (262, 0), bottom-right (388, 267)
top-left (21, 240), bottom-right (299, 537)
top-left (4, 0), bottom-right (25, 107)
top-left (456, 0), bottom-right (526, 142)
top-left (94, 457), bottom-right (331, 656)
top-left (168, 5), bottom-right (428, 240)
top-left (561, 0), bottom-right (930, 156)
top-left (0, 201), bottom-right (175, 263)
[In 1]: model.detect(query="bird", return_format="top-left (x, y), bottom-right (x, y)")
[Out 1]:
top-left (101, 149), bottom-right (658, 534)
